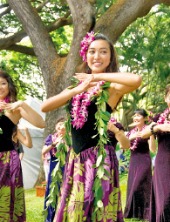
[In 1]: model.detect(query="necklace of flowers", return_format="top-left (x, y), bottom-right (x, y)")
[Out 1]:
top-left (71, 80), bottom-right (105, 129)
top-left (130, 125), bottom-right (146, 150)
top-left (0, 97), bottom-right (10, 113)
top-left (157, 108), bottom-right (170, 124)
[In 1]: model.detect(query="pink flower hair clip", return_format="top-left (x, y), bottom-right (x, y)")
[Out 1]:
top-left (79, 31), bottom-right (95, 62)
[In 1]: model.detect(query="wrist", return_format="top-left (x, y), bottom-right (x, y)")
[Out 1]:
top-left (150, 123), bottom-right (157, 136)
top-left (18, 100), bottom-right (24, 108)
top-left (93, 73), bottom-right (101, 82)
top-left (115, 128), bottom-right (121, 135)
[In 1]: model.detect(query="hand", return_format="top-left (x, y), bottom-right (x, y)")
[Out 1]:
top-left (74, 75), bottom-right (97, 94)
top-left (4, 101), bottom-right (23, 111)
top-left (75, 73), bottom-right (94, 82)
top-left (108, 122), bottom-right (119, 134)
top-left (137, 132), bottom-right (143, 138)
top-left (129, 131), bottom-right (141, 140)
top-left (128, 122), bottom-right (138, 127)
top-left (0, 101), bottom-right (8, 111)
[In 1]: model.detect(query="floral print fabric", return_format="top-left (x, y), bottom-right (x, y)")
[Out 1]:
top-left (0, 150), bottom-right (26, 222)
top-left (53, 145), bottom-right (124, 222)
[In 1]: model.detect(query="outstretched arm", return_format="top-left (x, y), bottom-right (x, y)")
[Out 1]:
top-left (41, 74), bottom-right (95, 112)
top-left (75, 72), bottom-right (142, 94)
top-left (140, 123), bottom-right (170, 139)
top-left (5, 101), bottom-right (45, 128)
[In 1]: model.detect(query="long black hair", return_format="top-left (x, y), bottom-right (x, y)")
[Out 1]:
top-left (0, 70), bottom-right (17, 102)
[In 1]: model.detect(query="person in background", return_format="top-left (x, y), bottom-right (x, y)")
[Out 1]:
top-left (42, 117), bottom-right (66, 222)
top-left (12, 126), bottom-right (33, 160)
top-left (140, 85), bottom-right (170, 222)
top-left (0, 70), bottom-right (45, 222)
top-left (41, 32), bottom-right (141, 221)
top-left (124, 109), bottom-right (156, 221)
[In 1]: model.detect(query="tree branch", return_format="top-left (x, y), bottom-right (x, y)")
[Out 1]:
top-left (0, 4), bottom-right (11, 18)
top-left (95, 0), bottom-right (168, 43)
top-left (6, 45), bottom-right (35, 56)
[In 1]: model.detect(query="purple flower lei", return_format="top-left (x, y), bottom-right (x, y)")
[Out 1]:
top-left (71, 81), bottom-right (105, 129)
top-left (79, 31), bottom-right (95, 62)
top-left (157, 108), bottom-right (170, 124)
top-left (129, 125), bottom-right (146, 150)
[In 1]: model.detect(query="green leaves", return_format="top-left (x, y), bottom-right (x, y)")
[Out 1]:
top-left (92, 81), bottom-right (111, 218)
top-left (118, 4), bottom-right (170, 116)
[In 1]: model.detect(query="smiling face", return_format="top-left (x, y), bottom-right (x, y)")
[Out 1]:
top-left (86, 39), bottom-right (111, 74)
top-left (132, 113), bottom-right (146, 127)
top-left (0, 77), bottom-right (9, 101)
top-left (55, 121), bottom-right (66, 136)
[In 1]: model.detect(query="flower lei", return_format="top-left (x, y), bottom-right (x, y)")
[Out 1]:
top-left (157, 108), bottom-right (170, 124)
top-left (129, 125), bottom-right (146, 150)
top-left (0, 97), bottom-right (10, 113)
top-left (71, 80), bottom-right (105, 129)
top-left (79, 31), bottom-right (95, 61)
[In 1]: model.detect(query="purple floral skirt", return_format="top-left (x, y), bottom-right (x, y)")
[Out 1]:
top-left (0, 150), bottom-right (26, 222)
top-left (53, 145), bottom-right (124, 222)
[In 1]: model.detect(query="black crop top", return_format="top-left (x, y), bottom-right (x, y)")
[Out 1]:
top-left (0, 115), bottom-right (16, 152)
top-left (69, 99), bottom-right (112, 154)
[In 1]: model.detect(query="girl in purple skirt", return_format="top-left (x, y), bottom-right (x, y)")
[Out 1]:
top-left (41, 32), bottom-right (141, 222)
top-left (124, 109), bottom-right (156, 221)
top-left (141, 85), bottom-right (170, 222)
top-left (0, 70), bottom-right (45, 222)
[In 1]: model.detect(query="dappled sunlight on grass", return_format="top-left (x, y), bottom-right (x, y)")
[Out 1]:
top-left (25, 188), bottom-right (44, 222)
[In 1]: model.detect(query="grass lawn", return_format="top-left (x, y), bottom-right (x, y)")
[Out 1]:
top-left (25, 174), bottom-right (144, 222)
top-left (25, 188), bottom-right (44, 222)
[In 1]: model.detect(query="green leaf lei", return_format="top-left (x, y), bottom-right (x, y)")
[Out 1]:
top-left (43, 80), bottom-right (111, 221)
top-left (92, 81), bottom-right (111, 220)
top-left (43, 114), bottom-right (71, 219)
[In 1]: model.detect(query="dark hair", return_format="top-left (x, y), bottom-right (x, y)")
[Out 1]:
top-left (0, 70), bottom-right (17, 102)
top-left (165, 84), bottom-right (170, 97)
top-left (56, 117), bottom-right (65, 124)
top-left (134, 109), bottom-right (148, 117)
top-left (77, 33), bottom-right (118, 73)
